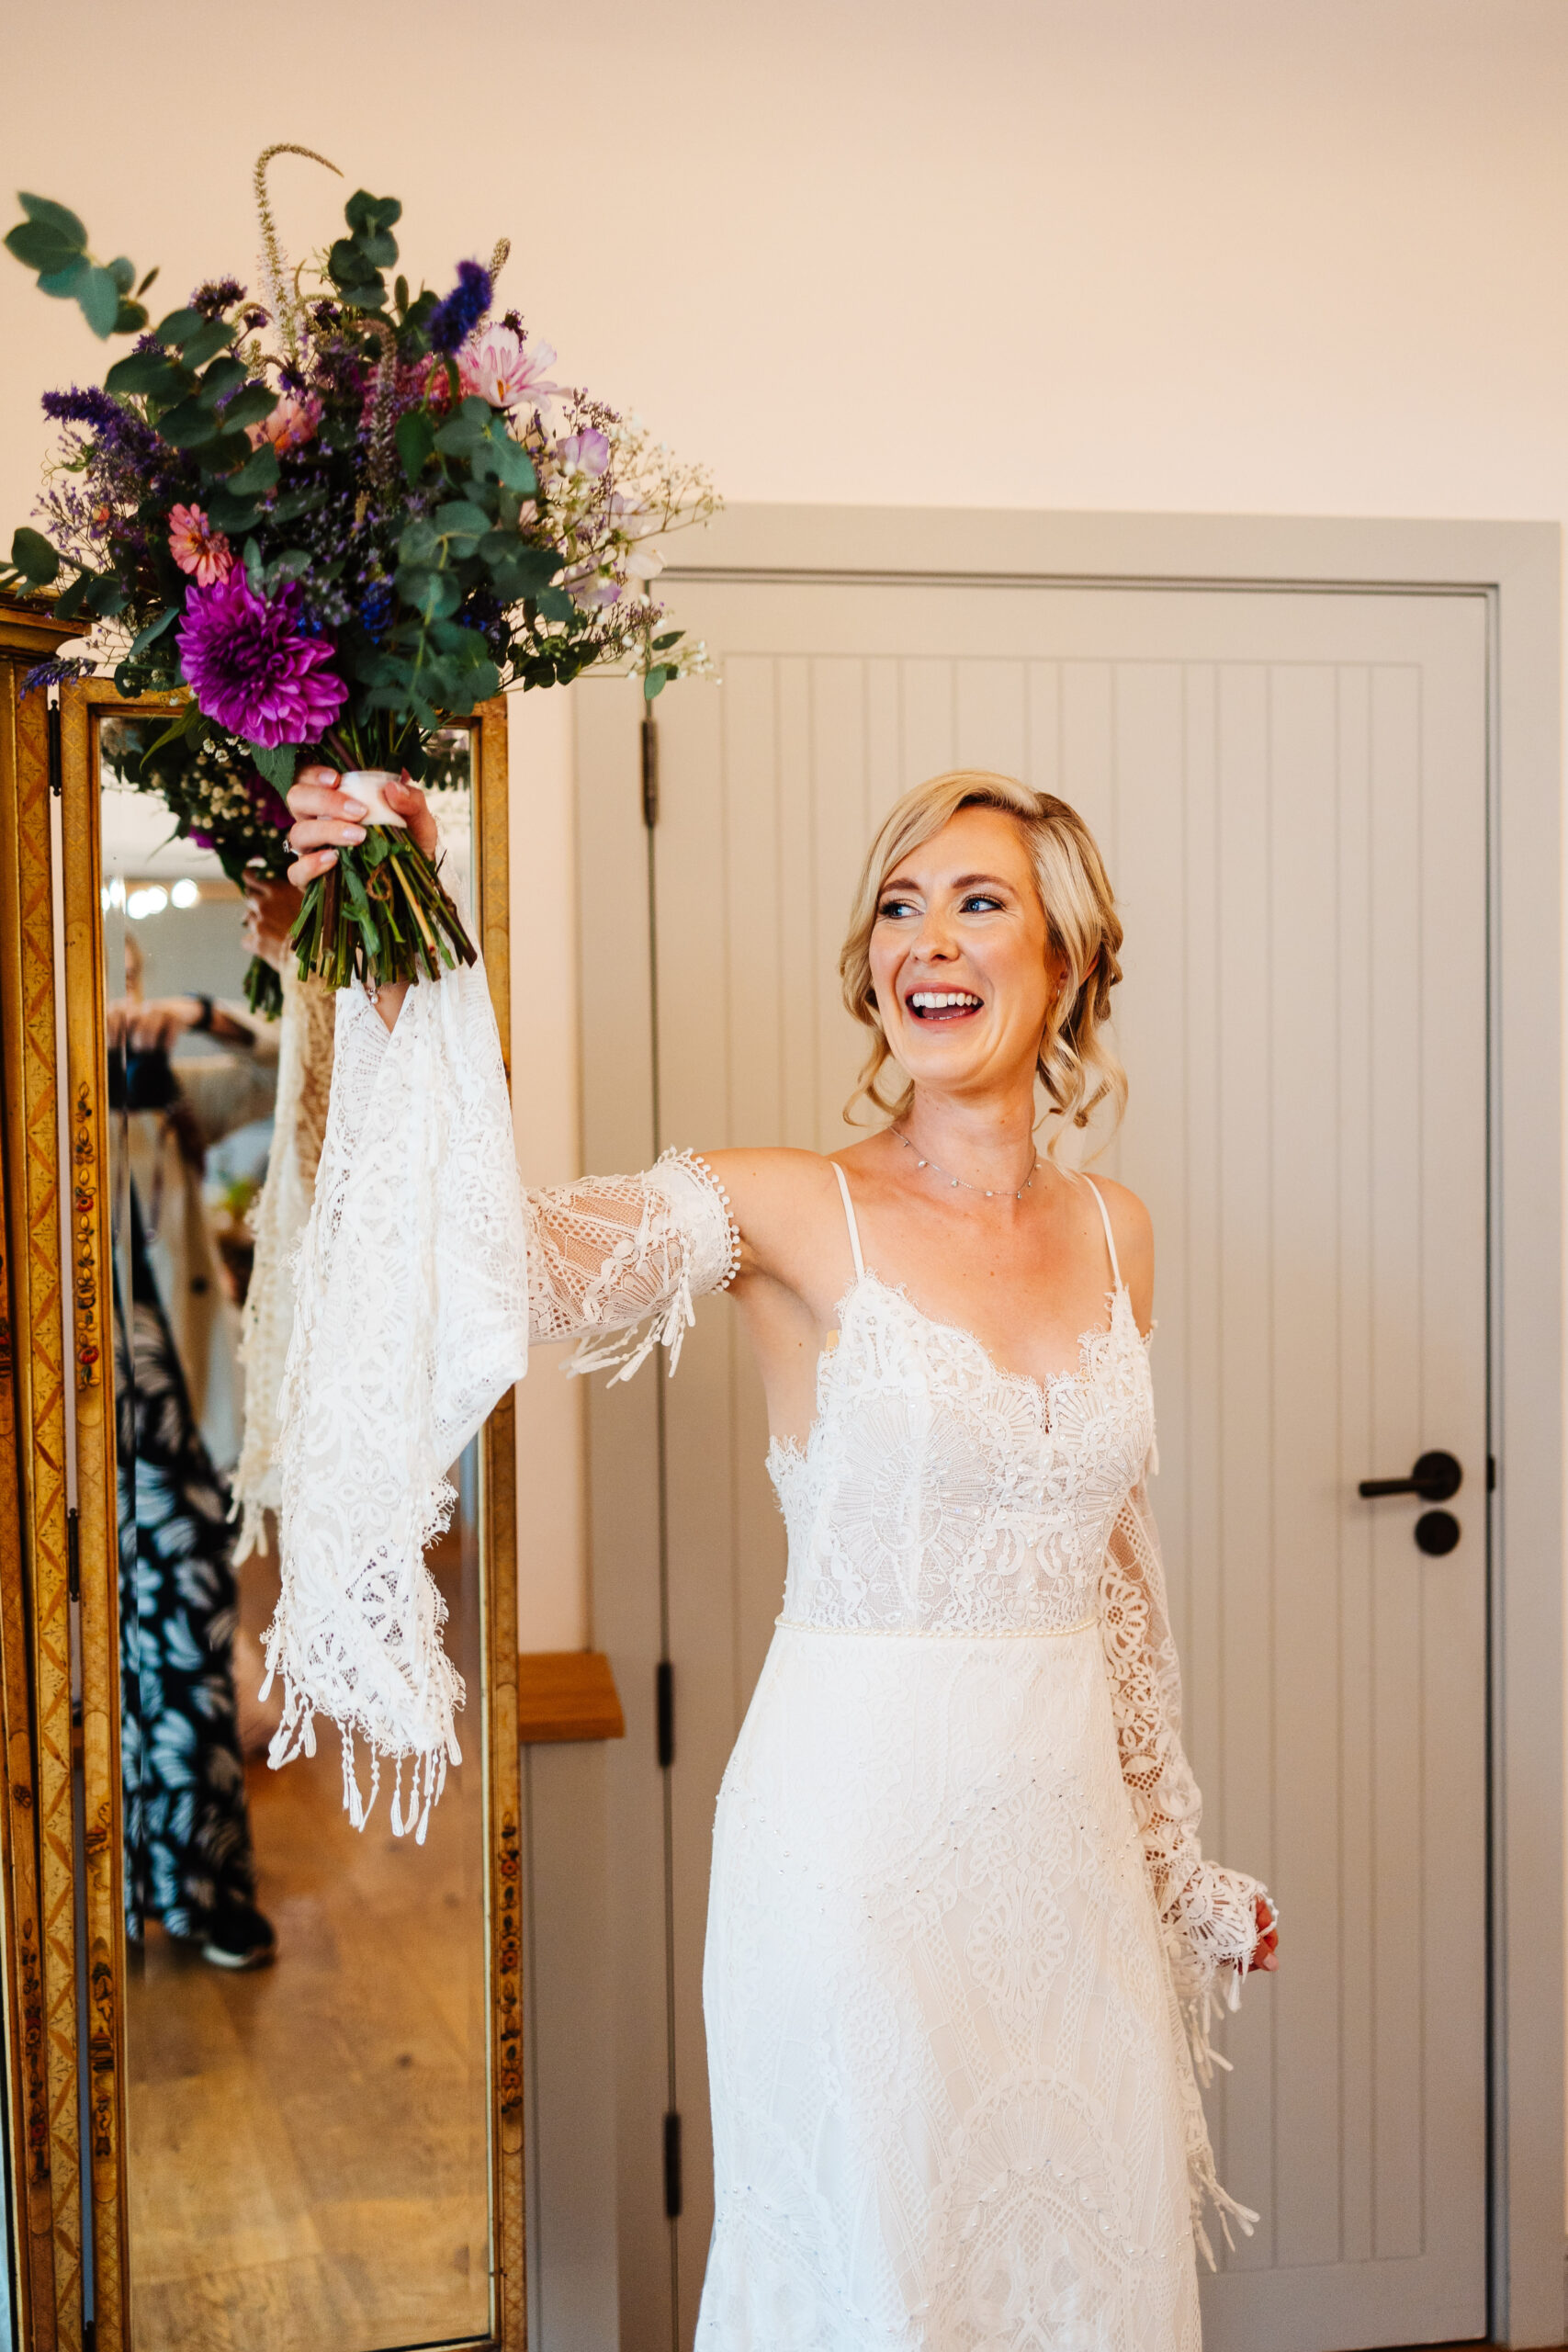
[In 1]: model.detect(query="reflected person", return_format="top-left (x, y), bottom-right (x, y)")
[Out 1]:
top-left (109, 905), bottom-right (291, 1970)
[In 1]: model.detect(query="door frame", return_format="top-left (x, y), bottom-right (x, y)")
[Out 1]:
top-left (657, 505), bottom-right (1563, 2349)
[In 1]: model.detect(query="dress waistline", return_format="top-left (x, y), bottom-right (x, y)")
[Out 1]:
top-left (773, 1614), bottom-right (1099, 1642)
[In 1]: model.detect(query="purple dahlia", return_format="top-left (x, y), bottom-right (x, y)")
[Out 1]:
top-left (176, 571), bottom-right (347, 749)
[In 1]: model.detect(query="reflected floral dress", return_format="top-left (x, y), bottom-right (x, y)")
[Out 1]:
top-left (115, 1185), bottom-right (261, 1951)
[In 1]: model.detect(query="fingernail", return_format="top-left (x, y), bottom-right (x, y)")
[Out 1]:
top-left (344, 826), bottom-right (366, 843)
top-left (341, 798), bottom-right (366, 818)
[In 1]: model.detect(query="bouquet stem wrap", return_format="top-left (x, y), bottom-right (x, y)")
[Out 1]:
top-left (264, 944), bottom-right (529, 1838)
top-left (289, 769), bottom-right (477, 993)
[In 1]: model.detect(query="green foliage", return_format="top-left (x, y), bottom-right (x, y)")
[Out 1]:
top-left (328, 188), bottom-right (401, 310)
top-left (5, 194), bottom-right (148, 339)
top-left (8, 526), bottom-right (59, 585)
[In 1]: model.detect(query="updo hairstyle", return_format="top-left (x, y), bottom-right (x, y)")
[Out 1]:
top-left (839, 771), bottom-right (1126, 1152)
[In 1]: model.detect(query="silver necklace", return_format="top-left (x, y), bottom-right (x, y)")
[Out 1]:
top-left (891, 1126), bottom-right (1038, 1201)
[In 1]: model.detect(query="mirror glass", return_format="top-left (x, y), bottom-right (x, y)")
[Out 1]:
top-left (97, 717), bottom-right (492, 2352)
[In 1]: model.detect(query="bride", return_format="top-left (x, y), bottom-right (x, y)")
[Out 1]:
top-left (284, 760), bottom-right (1279, 2351)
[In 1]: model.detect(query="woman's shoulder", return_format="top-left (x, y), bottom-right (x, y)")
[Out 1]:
top-left (1082, 1170), bottom-right (1155, 1324)
top-left (695, 1148), bottom-right (855, 1286)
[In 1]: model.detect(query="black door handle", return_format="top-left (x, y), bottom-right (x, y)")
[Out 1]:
top-left (1358, 1451), bottom-right (1462, 1503)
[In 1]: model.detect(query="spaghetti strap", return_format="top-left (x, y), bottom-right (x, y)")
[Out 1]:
top-left (832, 1163), bottom-right (866, 1283)
top-left (1084, 1176), bottom-right (1122, 1290)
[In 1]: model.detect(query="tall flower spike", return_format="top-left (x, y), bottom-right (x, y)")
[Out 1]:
top-left (489, 237), bottom-right (511, 287)
top-left (253, 143), bottom-right (341, 364)
top-left (362, 317), bottom-right (400, 492)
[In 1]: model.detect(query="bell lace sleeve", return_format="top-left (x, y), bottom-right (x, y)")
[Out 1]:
top-left (1100, 1471), bottom-right (1271, 2081)
top-left (529, 1152), bottom-right (741, 1380)
top-left (268, 951), bottom-right (739, 1840)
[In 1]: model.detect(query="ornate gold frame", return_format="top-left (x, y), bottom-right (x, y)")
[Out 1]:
top-left (0, 661), bottom-right (525, 2352)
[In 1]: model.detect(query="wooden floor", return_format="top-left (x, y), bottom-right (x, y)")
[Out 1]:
top-left (126, 1527), bottom-right (491, 2352)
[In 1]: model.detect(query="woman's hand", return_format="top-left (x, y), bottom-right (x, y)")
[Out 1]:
top-left (1248, 1894), bottom-right (1279, 1973)
top-left (284, 764), bottom-right (439, 888)
top-left (242, 874), bottom-right (303, 973)
top-left (107, 995), bottom-right (204, 1053)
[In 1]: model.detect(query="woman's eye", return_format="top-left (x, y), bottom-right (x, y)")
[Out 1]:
top-left (877, 897), bottom-right (918, 920)
top-left (960, 893), bottom-right (1004, 914)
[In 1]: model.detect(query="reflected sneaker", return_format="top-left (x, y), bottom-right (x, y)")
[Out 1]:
top-left (199, 1900), bottom-right (276, 1971)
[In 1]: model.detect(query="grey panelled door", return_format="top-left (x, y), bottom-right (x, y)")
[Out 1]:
top-left (575, 580), bottom-right (1489, 2352)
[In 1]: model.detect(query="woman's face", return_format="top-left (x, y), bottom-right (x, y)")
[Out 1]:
top-left (868, 805), bottom-right (1066, 1102)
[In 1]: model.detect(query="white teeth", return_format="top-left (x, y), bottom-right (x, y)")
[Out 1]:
top-left (909, 990), bottom-right (981, 1011)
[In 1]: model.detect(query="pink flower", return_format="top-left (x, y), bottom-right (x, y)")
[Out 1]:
top-left (246, 393), bottom-right (322, 457)
top-left (457, 327), bottom-right (560, 411)
top-left (554, 428), bottom-right (610, 476)
top-left (168, 504), bottom-right (232, 586)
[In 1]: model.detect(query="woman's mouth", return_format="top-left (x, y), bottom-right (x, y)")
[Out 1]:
top-left (908, 989), bottom-right (983, 1023)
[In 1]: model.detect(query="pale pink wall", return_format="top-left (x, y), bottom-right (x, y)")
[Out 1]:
top-left (5, 0), bottom-right (1567, 535)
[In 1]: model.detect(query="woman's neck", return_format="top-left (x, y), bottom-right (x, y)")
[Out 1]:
top-left (897, 1085), bottom-right (1040, 1196)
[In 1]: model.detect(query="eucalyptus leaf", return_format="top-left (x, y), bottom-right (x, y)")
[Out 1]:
top-left (135, 266), bottom-right (160, 299)
top-left (83, 573), bottom-right (128, 616)
top-left (197, 356), bottom-right (249, 406)
top-left (644, 665), bottom-right (671, 701)
top-left (36, 254), bottom-right (90, 300)
top-left (179, 320), bottom-right (235, 370)
top-left (128, 607), bottom-right (178, 659)
top-left (396, 566), bottom-right (460, 621)
top-left (193, 430), bottom-right (254, 477)
top-left (76, 265), bottom-right (121, 338)
top-left (9, 527), bottom-right (60, 585)
top-left (536, 586), bottom-right (576, 623)
top-left (434, 501), bottom-right (491, 543)
top-left (106, 347), bottom-right (186, 398)
top-left (111, 300), bottom-right (149, 335)
top-left (227, 443), bottom-right (279, 495)
top-left (217, 382), bottom-right (277, 431)
top-left (246, 741), bottom-right (299, 794)
top-left (18, 194), bottom-right (87, 247)
top-left (398, 517), bottom-right (440, 566)
top-left (395, 409), bottom-right (436, 486)
top-left (202, 486), bottom-right (261, 533)
top-left (5, 220), bottom-right (81, 272)
top-left (344, 189), bottom-right (401, 236)
top-left (107, 255), bottom-right (135, 293)
top-left (156, 397), bottom-right (220, 447)
top-left (153, 305), bottom-right (206, 346)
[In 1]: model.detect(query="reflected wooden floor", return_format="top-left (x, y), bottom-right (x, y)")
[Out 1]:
top-left (126, 1541), bottom-right (490, 2352)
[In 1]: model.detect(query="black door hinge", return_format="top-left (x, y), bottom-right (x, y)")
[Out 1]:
top-left (663, 2109), bottom-right (683, 2219)
top-left (640, 712), bottom-right (660, 829)
top-left (656, 1658), bottom-right (674, 1770)
top-left (47, 703), bottom-right (62, 799)
top-left (67, 1507), bottom-right (80, 1603)
top-left (1488, 1453), bottom-right (1497, 1492)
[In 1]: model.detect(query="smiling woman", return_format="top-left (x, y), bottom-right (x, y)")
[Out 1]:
top-left (840, 767), bottom-right (1126, 1147)
top-left (278, 756), bottom-right (1276, 2351)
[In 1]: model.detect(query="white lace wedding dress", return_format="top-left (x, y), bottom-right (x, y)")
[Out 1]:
top-left (273, 962), bottom-right (1268, 2343)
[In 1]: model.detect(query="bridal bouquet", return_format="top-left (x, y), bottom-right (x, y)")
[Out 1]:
top-left (6, 153), bottom-right (716, 993)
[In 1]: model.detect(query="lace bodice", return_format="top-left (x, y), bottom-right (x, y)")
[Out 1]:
top-left (771, 1271), bottom-right (1154, 1635)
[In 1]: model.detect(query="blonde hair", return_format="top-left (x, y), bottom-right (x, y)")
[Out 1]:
top-left (840, 771), bottom-right (1126, 1152)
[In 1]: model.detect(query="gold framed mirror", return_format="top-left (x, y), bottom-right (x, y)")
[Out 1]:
top-left (0, 615), bottom-right (524, 2352)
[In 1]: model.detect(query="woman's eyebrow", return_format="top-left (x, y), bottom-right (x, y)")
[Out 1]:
top-left (880, 871), bottom-right (1014, 897)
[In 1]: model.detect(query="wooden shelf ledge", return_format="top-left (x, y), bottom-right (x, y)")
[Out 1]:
top-left (518, 1650), bottom-right (626, 1745)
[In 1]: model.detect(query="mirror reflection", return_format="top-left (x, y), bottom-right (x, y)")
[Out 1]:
top-left (98, 716), bottom-right (492, 2352)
